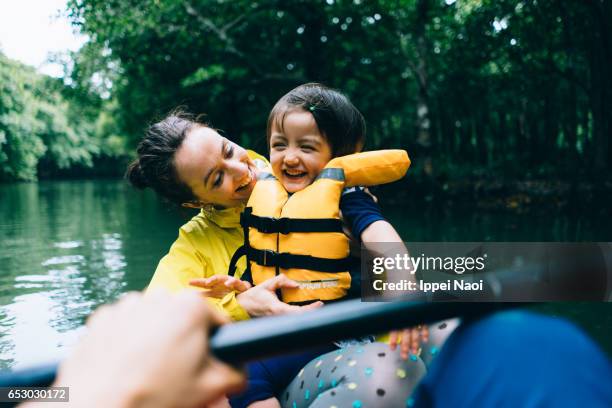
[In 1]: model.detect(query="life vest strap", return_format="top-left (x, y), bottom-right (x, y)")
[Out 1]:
top-left (241, 210), bottom-right (343, 235)
top-left (227, 245), bottom-right (253, 283)
top-left (247, 247), bottom-right (352, 273)
top-left (315, 168), bottom-right (345, 181)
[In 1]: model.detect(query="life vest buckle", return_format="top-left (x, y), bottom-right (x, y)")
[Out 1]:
top-left (252, 216), bottom-right (291, 235)
top-left (257, 249), bottom-right (295, 268)
top-left (276, 218), bottom-right (291, 235)
top-left (261, 249), bottom-right (278, 266)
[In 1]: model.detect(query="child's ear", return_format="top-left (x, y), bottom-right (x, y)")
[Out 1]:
top-left (356, 141), bottom-right (364, 153)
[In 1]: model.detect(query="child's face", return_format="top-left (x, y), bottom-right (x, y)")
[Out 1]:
top-left (269, 110), bottom-right (332, 193)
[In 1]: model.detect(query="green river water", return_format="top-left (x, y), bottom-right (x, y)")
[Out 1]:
top-left (1, 180), bottom-right (610, 369)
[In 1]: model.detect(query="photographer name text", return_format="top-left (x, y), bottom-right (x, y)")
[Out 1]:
top-left (372, 279), bottom-right (484, 293)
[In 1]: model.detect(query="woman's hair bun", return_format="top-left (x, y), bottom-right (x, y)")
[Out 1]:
top-left (125, 159), bottom-right (149, 189)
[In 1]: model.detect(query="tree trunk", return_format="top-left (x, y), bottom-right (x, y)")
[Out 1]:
top-left (414, 0), bottom-right (432, 175)
top-left (589, 26), bottom-right (607, 172)
top-left (587, 0), bottom-right (611, 172)
top-left (518, 97), bottom-right (529, 163)
top-left (559, 2), bottom-right (578, 162)
top-left (299, 4), bottom-right (326, 81)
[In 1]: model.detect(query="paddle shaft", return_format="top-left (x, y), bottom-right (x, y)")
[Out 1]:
top-left (0, 298), bottom-right (518, 391)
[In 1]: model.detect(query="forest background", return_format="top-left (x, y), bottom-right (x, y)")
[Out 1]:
top-left (1, 0), bottom-right (611, 211)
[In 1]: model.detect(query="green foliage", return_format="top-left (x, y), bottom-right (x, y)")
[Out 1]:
top-left (4, 0), bottom-right (610, 181)
top-left (0, 56), bottom-right (50, 181)
top-left (181, 65), bottom-right (226, 88)
top-left (0, 53), bottom-right (129, 181)
top-left (63, 0), bottom-right (610, 181)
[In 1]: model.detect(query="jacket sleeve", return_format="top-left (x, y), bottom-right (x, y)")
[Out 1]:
top-left (146, 229), bottom-right (251, 322)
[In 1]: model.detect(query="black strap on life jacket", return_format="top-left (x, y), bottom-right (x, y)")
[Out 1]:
top-left (245, 247), bottom-right (352, 272)
top-left (229, 245), bottom-right (351, 276)
top-left (240, 211), bottom-right (343, 235)
top-left (228, 245), bottom-right (251, 281)
top-left (227, 208), bottom-right (254, 283)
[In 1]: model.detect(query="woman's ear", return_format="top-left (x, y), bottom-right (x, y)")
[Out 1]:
top-left (181, 200), bottom-right (204, 209)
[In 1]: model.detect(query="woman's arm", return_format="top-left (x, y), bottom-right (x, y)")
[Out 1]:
top-left (148, 228), bottom-right (251, 321)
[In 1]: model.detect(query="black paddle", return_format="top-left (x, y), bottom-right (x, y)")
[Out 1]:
top-left (0, 298), bottom-right (516, 391)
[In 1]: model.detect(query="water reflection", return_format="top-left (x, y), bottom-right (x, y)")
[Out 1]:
top-left (0, 181), bottom-right (185, 369)
top-left (42, 255), bottom-right (86, 267)
top-left (0, 230), bottom-right (125, 368)
top-left (0, 292), bottom-right (84, 369)
top-left (53, 241), bottom-right (83, 249)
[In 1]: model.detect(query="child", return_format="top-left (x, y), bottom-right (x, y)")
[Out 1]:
top-left (236, 86), bottom-right (409, 305)
top-left (227, 83), bottom-right (423, 408)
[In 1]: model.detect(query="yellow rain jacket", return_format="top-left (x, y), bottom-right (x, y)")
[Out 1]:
top-left (146, 151), bottom-right (267, 321)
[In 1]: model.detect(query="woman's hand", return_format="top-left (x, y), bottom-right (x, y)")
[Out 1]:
top-left (189, 275), bottom-right (252, 298)
top-left (389, 326), bottom-right (430, 360)
top-left (50, 290), bottom-right (245, 408)
top-left (237, 274), bottom-right (323, 317)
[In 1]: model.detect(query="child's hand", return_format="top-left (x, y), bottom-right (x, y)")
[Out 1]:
top-left (189, 275), bottom-right (252, 298)
top-left (389, 326), bottom-right (429, 360)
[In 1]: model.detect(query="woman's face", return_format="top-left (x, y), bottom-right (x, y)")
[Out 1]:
top-left (174, 125), bottom-right (257, 208)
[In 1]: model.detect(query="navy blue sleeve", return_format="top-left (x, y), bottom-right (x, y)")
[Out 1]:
top-left (339, 187), bottom-right (386, 240)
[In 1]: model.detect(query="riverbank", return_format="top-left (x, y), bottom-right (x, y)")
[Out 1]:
top-left (6, 174), bottom-right (612, 215)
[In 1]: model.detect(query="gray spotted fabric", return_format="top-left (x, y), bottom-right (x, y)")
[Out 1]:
top-left (281, 342), bottom-right (426, 408)
top-left (420, 318), bottom-right (461, 367)
top-left (280, 318), bottom-right (459, 408)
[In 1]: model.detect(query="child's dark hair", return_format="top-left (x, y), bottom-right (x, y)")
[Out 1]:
top-left (266, 83), bottom-right (366, 157)
top-left (125, 111), bottom-right (203, 205)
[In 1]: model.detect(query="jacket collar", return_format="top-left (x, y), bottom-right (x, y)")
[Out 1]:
top-left (202, 205), bottom-right (244, 229)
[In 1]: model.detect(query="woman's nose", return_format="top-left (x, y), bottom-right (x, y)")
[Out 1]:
top-left (226, 158), bottom-right (247, 179)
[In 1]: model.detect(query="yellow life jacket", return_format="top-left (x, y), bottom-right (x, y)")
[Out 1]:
top-left (229, 150), bottom-right (410, 304)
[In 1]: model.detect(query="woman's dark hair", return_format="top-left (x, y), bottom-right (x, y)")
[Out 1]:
top-left (266, 83), bottom-right (366, 157)
top-left (125, 111), bottom-right (203, 205)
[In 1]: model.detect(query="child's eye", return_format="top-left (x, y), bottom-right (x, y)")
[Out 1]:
top-left (271, 143), bottom-right (286, 150)
top-left (301, 145), bottom-right (315, 151)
